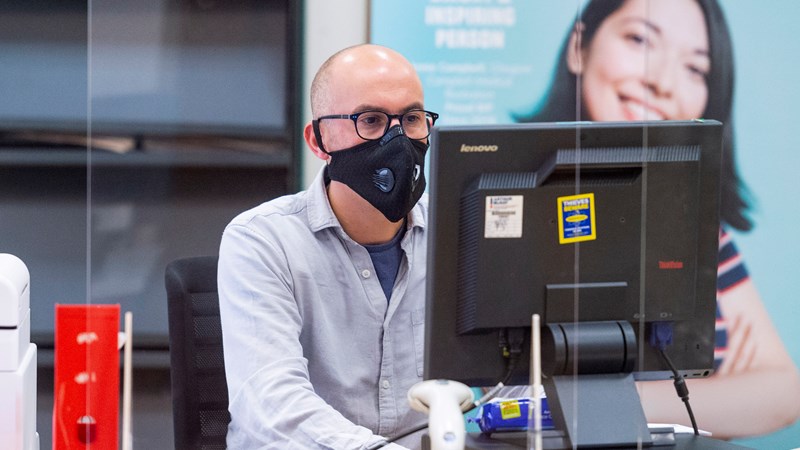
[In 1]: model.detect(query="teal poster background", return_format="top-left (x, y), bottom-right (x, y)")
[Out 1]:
top-left (371, 1), bottom-right (800, 448)
top-left (371, 0), bottom-right (545, 125)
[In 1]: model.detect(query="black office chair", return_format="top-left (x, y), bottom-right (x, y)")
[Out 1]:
top-left (165, 256), bottom-right (230, 450)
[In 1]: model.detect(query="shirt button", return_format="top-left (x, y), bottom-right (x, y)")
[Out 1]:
top-left (361, 269), bottom-right (371, 278)
top-left (382, 379), bottom-right (390, 389)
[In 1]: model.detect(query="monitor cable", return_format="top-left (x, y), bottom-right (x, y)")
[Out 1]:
top-left (650, 322), bottom-right (700, 436)
top-left (499, 328), bottom-right (526, 386)
top-left (658, 348), bottom-right (699, 436)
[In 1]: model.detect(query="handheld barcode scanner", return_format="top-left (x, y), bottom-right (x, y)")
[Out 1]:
top-left (408, 379), bottom-right (474, 450)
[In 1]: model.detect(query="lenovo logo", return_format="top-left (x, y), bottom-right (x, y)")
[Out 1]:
top-left (658, 261), bottom-right (684, 269)
top-left (460, 144), bottom-right (498, 153)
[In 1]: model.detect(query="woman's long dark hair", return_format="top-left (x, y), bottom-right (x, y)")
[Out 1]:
top-left (517, 0), bottom-right (752, 231)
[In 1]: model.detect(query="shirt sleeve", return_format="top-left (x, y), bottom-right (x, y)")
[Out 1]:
top-left (218, 223), bottom-right (407, 450)
top-left (713, 229), bottom-right (750, 368)
top-left (717, 228), bottom-right (749, 294)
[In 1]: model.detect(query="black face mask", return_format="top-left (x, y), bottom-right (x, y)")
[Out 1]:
top-left (326, 126), bottom-right (427, 222)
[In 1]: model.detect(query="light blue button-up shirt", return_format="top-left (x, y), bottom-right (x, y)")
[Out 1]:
top-left (219, 167), bottom-right (428, 449)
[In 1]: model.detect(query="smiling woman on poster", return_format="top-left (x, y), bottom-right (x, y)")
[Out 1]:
top-left (517, 0), bottom-right (800, 440)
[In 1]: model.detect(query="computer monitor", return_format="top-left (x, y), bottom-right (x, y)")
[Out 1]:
top-left (423, 120), bottom-right (723, 448)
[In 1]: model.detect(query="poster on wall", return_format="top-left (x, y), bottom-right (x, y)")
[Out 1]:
top-left (370, 0), bottom-right (546, 125)
top-left (371, 1), bottom-right (800, 448)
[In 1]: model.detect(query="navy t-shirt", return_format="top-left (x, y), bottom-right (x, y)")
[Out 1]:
top-left (364, 225), bottom-right (407, 302)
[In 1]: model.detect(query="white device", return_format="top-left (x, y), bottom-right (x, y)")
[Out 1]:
top-left (0, 253), bottom-right (40, 450)
top-left (408, 379), bottom-right (474, 450)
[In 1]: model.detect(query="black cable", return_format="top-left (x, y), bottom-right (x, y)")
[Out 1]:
top-left (658, 348), bottom-right (699, 436)
top-left (500, 328), bottom-right (525, 386)
top-left (369, 422), bottom-right (427, 449)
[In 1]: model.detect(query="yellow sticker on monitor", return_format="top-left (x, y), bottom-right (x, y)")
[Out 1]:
top-left (557, 193), bottom-right (597, 244)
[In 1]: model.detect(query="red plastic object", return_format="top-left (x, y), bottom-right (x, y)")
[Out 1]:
top-left (53, 304), bottom-right (120, 450)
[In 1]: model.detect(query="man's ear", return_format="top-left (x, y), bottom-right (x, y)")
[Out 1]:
top-left (566, 22), bottom-right (585, 75)
top-left (304, 121), bottom-right (330, 162)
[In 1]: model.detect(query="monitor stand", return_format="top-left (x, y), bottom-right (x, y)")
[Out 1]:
top-left (536, 321), bottom-right (656, 448)
top-left (542, 372), bottom-right (653, 448)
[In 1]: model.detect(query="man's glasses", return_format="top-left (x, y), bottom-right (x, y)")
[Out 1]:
top-left (314, 109), bottom-right (439, 141)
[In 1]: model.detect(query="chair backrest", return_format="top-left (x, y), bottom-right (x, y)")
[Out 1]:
top-left (165, 256), bottom-right (230, 450)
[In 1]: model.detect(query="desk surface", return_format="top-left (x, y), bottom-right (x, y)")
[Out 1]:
top-left (422, 432), bottom-right (752, 450)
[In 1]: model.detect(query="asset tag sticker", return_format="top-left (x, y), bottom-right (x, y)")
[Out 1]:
top-left (485, 195), bottom-right (523, 238)
top-left (557, 193), bottom-right (597, 244)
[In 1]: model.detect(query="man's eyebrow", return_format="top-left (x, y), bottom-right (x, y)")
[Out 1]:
top-left (352, 102), bottom-right (425, 113)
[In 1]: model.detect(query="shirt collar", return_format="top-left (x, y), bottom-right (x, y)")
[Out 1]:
top-left (306, 165), bottom-right (339, 233)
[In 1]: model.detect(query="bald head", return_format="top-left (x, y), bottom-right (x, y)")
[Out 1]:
top-left (310, 44), bottom-right (422, 118)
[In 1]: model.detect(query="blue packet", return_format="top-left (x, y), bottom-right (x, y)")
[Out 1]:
top-left (469, 398), bottom-right (553, 434)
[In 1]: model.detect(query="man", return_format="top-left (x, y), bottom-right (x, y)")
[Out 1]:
top-left (218, 44), bottom-right (437, 449)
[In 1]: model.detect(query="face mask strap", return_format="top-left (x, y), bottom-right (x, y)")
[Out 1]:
top-left (312, 119), bottom-right (330, 154)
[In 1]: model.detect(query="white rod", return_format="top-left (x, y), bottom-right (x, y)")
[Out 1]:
top-left (531, 314), bottom-right (542, 450)
top-left (122, 311), bottom-right (133, 450)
